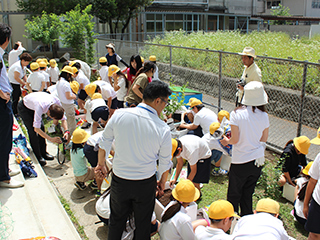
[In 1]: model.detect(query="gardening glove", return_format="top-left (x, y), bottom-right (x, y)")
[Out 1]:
top-left (260, 142), bottom-right (266, 150)
top-left (255, 156), bottom-right (265, 167)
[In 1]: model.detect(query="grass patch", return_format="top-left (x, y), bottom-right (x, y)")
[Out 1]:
top-left (59, 195), bottom-right (89, 240)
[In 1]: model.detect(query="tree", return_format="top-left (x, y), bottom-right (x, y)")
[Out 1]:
top-left (24, 11), bottom-right (62, 57)
top-left (87, 0), bottom-right (153, 39)
top-left (61, 5), bottom-right (97, 64)
top-left (271, 4), bottom-right (291, 25)
top-left (16, 0), bottom-right (85, 16)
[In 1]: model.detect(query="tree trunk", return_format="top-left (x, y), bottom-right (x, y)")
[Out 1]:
top-left (121, 15), bottom-right (132, 40)
top-left (52, 41), bottom-right (59, 58)
top-left (108, 19), bottom-right (115, 39)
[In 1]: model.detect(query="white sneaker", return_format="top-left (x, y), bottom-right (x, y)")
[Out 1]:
top-left (0, 179), bottom-right (24, 188)
top-left (9, 169), bottom-right (21, 177)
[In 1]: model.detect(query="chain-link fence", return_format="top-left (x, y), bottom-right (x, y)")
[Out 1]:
top-left (95, 36), bottom-right (320, 160)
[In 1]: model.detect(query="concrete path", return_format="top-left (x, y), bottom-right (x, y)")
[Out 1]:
top-left (0, 118), bottom-right (81, 240)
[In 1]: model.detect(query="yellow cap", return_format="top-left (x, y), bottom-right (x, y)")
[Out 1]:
top-left (310, 127), bottom-right (320, 145)
top-left (141, 56), bottom-right (144, 63)
top-left (209, 200), bottom-right (240, 220)
top-left (302, 161), bottom-right (314, 176)
top-left (92, 93), bottom-right (103, 100)
top-left (172, 179), bottom-right (200, 203)
top-left (62, 66), bottom-right (74, 75)
top-left (187, 99), bottom-right (202, 108)
top-left (149, 55), bottom-right (156, 61)
top-left (39, 61), bottom-right (47, 68)
top-left (70, 81), bottom-right (79, 94)
top-left (85, 83), bottom-right (97, 98)
top-left (99, 57), bottom-right (107, 63)
top-left (49, 59), bottom-right (57, 67)
top-left (69, 61), bottom-right (76, 67)
top-left (42, 58), bottom-right (49, 65)
top-left (36, 58), bottom-right (42, 63)
top-left (71, 66), bottom-right (79, 75)
top-left (293, 136), bottom-right (311, 155)
top-left (172, 138), bottom-right (178, 158)
top-left (72, 129), bottom-right (90, 144)
top-left (218, 110), bottom-right (230, 122)
top-left (30, 62), bottom-right (39, 71)
top-left (256, 198), bottom-right (280, 215)
top-left (209, 122), bottom-right (220, 135)
top-left (108, 64), bottom-right (121, 77)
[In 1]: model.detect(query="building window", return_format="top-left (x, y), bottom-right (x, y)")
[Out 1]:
top-left (267, 0), bottom-right (281, 9)
top-left (312, 0), bottom-right (320, 8)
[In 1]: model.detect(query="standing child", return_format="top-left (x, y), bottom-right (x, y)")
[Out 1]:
top-left (71, 129), bottom-right (102, 192)
top-left (48, 59), bottom-right (60, 85)
top-left (26, 62), bottom-right (46, 92)
top-left (39, 61), bottom-right (50, 91)
top-left (99, 57), bottom-right (109, 84)
top-left (109, 65), bottom-right (128, 109)
top-left (72, 66), bottom-right (90, 112)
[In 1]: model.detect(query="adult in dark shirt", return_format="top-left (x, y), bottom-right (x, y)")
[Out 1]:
top-left (279, 136), bottom-right (310, 187)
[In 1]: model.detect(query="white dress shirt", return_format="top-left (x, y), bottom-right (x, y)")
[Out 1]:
top-left (99, 102), bottom-right (172, 180)
top-left (23, 92), bottom-right (66, 128)
top-left (8, 46), bottom-right (25, 68)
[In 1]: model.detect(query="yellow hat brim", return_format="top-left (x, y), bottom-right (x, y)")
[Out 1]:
top-left (310, 137), bottom-right (320, 145)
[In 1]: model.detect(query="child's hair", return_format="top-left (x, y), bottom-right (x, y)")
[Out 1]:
top-left (298, 181), bottom-right (309, 201)
top-left (135, 61), bottom-right (155, 78)
top-left (129, 55), bottom-right (143, 76)
top-left (285, 139), bottom-right (294, 148)
top-left (72, 142), bottom-right (84, 153)
top-left (59, 71), bottom-right (72, 82)
top-left (117, 71), bottom-right (129, 89)
top-left (161, 195), bottom-right (180, 222)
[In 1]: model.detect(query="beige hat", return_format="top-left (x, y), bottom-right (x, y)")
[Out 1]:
top-left (239, 47), bottom-right (256, 58)
top-left (241, 81), bottom-right (268, 106)
top-left (105, 43), bottom-right (115, 51)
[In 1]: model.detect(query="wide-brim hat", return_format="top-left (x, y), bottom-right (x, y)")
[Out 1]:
top-left (172, 179), bottom-right (200, 203)
top-left (218, 110), bottom-right (230, 122)
top-left (92, 93), bottom-right (103, 100)
top-left (187, 99), bottom-right (202, 108)
top-left (39, 61), bottom-right (47, 68)
top-left (209, 200), bottom-right (240, 220)
top-left (293, 136), bottom-right (310, 155)
top-left (210, 122), bottom-right (221, 135)
top-left (85, 83), bottom-right (97, 98)
top-left (72, 129), bottom-right (90, 144)
top-left (149, 55), bottom-right (156, 62)
top-left (105, 43), bottom-right (115, 51)
top-left (241, 81), bottom-right (268, 106)
top-left (71, 66), bottom-right (79, 75)
top-left (99, 57), bottom-right (107, 63)
top-left (310, 127), bottom-right (320, 145)
top-left (238, 47), bottom-right (256, 58)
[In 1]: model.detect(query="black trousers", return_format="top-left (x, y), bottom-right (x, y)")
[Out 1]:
top-left (227, 160), bottom-right (262, 216)
top-left (108, 174), bottom-right (157, 240)
top-left (0, 99), bottom-right (13, 181)
top-left (17, 100), bottom-right (47, 161)
top-left (11, 83), bottom-right (21, 115)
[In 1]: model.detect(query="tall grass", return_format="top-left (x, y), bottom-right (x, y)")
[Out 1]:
top-left (147, 30), bottom-right (320, 62)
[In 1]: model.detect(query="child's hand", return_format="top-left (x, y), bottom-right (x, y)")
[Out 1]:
top-left (220, 135), bottom-right (229, 146)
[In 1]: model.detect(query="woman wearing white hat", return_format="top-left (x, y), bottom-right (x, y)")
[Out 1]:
top-left (221, 81), bottom-right (269, 216)
top-left (105, 43), bottom-right (129, 68)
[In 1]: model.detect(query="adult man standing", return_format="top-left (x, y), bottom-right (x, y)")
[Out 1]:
top-left (0, 24), bottom-right (24, 188)
top-left (236, 47), bottom-right (262, 106)
top-left (96, 80), bottom-right (173, 239)
top-left (8, 41), bottom-right (25, 68)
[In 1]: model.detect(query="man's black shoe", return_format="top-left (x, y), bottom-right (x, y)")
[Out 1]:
top-left (38, 158), bottom-right (47, 166)
top-left (42, 153), bottom-right (54, 161)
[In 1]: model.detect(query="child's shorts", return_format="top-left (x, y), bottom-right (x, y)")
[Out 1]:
top-left (91, 106), bottom-right (109, 122)
top-left (187, 156), bottom-right (211, 184)
top-left (305, 198), bottom-right (320, 234)
top-left (105, 98), bottom-right (118, 110)
top-left (75, 166), bottom-right (95, 183)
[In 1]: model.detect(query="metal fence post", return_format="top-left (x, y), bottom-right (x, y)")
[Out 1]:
top-left (169, 44), bottom-right (172, 76)
top-left (297, 61), bottom-right (308, 137)
top-left (218, 51), bottom-right (222, 111)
